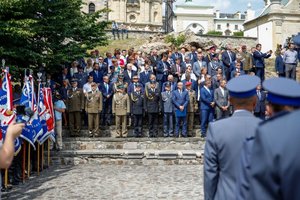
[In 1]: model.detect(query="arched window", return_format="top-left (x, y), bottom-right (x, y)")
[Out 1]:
top-left (153, 12), bottom-right (158, 23)
top-left (89, 3), bottom-right (96, 14)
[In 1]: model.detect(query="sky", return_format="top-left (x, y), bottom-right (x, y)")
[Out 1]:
top-left (174, 0), bottom-right (265, 15)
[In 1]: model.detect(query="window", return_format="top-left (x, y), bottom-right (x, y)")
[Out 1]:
top-left (217, 24), bottom-right (221, 30)
top-left (226, 23), bottom-right (230, 27)
top-left (89, 3), bottom-right (95, 14)
top-left (235, 25), bottom-right (238, 30)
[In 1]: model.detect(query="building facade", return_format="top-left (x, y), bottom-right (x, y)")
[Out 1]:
top-left (82, 0), bottom-right (163, 31)
top-left (244, 0), bottom-right (300, 52)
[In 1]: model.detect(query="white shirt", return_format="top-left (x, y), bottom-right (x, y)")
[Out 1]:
top-left (181, 73), bottom-right (197, 81)
top-left (204, 86), bottom-right (211, 94)
top-left (83, 82), bottom-right (92, 93)
top-left (220, 87), bottom-right (225, 96)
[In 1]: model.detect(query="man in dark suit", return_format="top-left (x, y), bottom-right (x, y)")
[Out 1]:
top-left (156, 53), bottom-right (170, 86)
top-left (222, 44), bottom-right (236, 80)
top-left (253, 43), bottom-right (272, 81)
top-left (89, 62), bottom-right (103, 84)
top-left (123, 63), bottom-right (137, 85)
top-left (127, 75), bottom-right (144, 94)
top-left (149, 49), bottom-right (160, 72)
top-left (204, 75), bottom-right (261, 200)
top-left (200, 80), bottom-right (215, 137)
top-left (161, 75), bottom-right (177, 92)
top-left (170, 58), bottom-right (185, 82)
top-left (172, 82), bottom-right (189, 137)
top-left (214, 79), bottom-right (230, 120)
top-left (99, 76), bottom-right (114, 126)
top-left (275, 49), bottom-right (285, 77)
top-left (238, 77), bottom-right (300, 200)
top-left (253, 84), bottom-right (266, 119)
top-left (139, 64), bottom-right (152, 86)
top-left (144, 80), bottom-right (160, 137)
top-left (189, 46), bottom-right (198, 64)
top-left (171, 47), bottom-right (183, 63)
top-left (98, 56), bottom-right (108, 76)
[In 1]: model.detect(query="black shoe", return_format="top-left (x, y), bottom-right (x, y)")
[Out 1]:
top-left (201, 135), bottom-right (206, 138)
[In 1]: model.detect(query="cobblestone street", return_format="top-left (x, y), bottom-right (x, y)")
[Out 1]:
top-left (3, 165), bottom-right (203, 200)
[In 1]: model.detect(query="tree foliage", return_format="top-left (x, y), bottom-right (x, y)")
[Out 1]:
top-left (165, 34), bottom-right (186, 48)
top-left (0, 0), bottom-right (109, 74)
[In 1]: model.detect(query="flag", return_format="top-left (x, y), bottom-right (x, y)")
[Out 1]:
top-left (0, 68), bottom-right (22, 154)
top-left (37, 84), bottom-right (54, 144)
top-left (19, 75), bottom-right (43, 149)
top-left (43, 87), bottom-right (55, 142)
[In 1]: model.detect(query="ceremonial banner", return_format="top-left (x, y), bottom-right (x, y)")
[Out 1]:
top-left (43, 88), bottom-right (55, 142)
top-left (0, 68), bottom-right (21, 154)
top-left (19, 75), bottom-right (43, 149)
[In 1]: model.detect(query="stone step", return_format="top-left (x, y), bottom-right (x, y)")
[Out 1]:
top-left (61, 137), bottom-right (205, 151)
top-left (50, 149), bottom-right (204, 166)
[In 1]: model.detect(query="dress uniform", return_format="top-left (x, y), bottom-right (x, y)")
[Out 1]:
top-left (161, 82), bottom-right (174, 137)
top-left (144, 80), bottom-right (160, 137)
top-left (204, 75), bottom-right (261, 200)
top-left (67, 79), bottom-right (84, 136)
top-left (112, 84), bottom-right (130, 138)
top-left (237, 78), bottom-right (300, 200)
top-left (130, 83), bottom-right (144, 137)
top-left (85, 83), bottom-right (103, 137)
top-left (186, 82), bottom-right (197, 137)
top-left (113, 74), bottom-right (128, 93)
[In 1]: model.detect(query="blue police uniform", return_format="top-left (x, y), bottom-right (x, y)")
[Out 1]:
top-left (237, 77), bottom-right (300, 200)
top-left (204, 75), bottom-right (261, 200)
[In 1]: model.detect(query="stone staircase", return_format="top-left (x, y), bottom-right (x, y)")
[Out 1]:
top-left (51, 128), bottom-right (205, 166)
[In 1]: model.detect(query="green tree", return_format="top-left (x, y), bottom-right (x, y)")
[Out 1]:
top-left (0, 0), bottom-right (108, 74)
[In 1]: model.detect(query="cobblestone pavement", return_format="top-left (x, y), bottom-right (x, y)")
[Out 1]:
top-left (3, 165), bottom-right (204, 200)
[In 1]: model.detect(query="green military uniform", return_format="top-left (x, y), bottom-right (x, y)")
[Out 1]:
top-left (240, 50), bottom-right (253, 73)
top-left (67, 84), bottom-right (84, 136)
top-left (187, 88), bottom-right (198, 137)
top-left (85, 90), bottom-right (103, 137)
top-left (112, 86), bottom-right (130, 137)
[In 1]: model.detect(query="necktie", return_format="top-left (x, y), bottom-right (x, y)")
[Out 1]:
top-left (106, 83), bottom-right (109, 94)
top-left (177, 65), bottom-right (180, 73)
top-left (228, 51), bottom-right (232, 63)
top-left (257, 90), bottom-right (261, 100)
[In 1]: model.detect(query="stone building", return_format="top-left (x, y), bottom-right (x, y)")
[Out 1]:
top-left (82, 0), bottom-right (163, 31)
top-left (244, 0), bottom-right (300, 52)
top-left (173, 0), bottom-right (251, 36)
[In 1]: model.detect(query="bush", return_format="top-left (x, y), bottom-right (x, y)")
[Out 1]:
top-left (206, 31), bottom-right (223, 36)
top-left (165, 34), bottom-right (186, 48)
top-left (233, 31), bottom-right (244, 37)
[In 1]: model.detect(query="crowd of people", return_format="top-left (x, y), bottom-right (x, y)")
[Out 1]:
top-left (44, 42), bottom-right (300, 146)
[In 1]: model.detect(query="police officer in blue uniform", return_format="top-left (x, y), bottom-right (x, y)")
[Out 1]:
top-left (238, 78), bottom-right (300, 200)
top-left (204, 75), bottom-right (261, 200)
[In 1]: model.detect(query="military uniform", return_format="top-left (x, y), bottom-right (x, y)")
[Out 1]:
top-left (112, 87), bottom-right (130, 137)
top-left (67, 84), bottom-right (84, 136)
top-left (85, 90), bottom-right (103, 137)
top-left (161, 86), bottom-right (174, 137)
top-left (186, 87), bottom-right (198, 137)
top-left (240, 49), bottom-right (253, 73)
top-left (130, 85), bottom-right (144, 137)
top-left (144, 81), bottom-right (160, 137)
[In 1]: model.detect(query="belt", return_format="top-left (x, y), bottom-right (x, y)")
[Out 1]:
top-left (286, 63), bottom-right (297, 65)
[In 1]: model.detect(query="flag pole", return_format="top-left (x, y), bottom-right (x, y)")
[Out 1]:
top-left (37, 144), bottom-right (40, 176)
top-left (4, 169), bottom-right (8, 189)
top-left (22, 142), bottom-right (26, 183)
top-left (41, 143), bottom-right (44, 170)
top-left (27, 144), bottom-right (31, 177)
top-left (48, 138), bottom-right (50, 166)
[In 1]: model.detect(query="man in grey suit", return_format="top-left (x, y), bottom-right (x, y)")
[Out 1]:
top-left (214, 79), bottom-right (230, 120)
top-left (161, 82), bottom-right (174, 137)
top-left (204, 75), bottom-right (261, 200)
top-left (193, 52), bottom-right (207, 79)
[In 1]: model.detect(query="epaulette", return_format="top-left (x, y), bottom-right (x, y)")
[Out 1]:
top-left (258, 111), bottom-right (290, 126)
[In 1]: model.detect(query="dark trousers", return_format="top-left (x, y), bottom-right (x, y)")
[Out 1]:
top-left (201, 109), bottom-right (214, 136)
top-left (278, 73), bottom-right (285, 77)
top-left (163, 112), bottom-right (173, 136)
top-left (101, 100), bottom-right (112, 125)
top-left (254, 112), bottom-right (265, 120)
top-left (112, 28), bottom-right (119, 40)
top-left (175, 116), bottom-right (187, 137)
top-left (133, 114), bottom-right (143, 137)
top-left (224, 66), bottom-right (231, 80)
top-left (255, 68), bottom-right (265, 82)
top-left (148, 113), bottom-right (158, 137)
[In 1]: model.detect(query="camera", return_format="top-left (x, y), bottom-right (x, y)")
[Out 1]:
top-left (16, 105), bottom-right (34, 123)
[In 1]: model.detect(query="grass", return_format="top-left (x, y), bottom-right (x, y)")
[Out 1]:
top-left (89, 38), bottom-right (148, 55)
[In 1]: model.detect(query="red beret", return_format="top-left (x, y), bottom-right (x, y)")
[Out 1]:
top-left (185, 82), bottom-right (192, 86)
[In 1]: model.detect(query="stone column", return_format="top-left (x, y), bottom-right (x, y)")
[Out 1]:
top-left (119, 0), bottom-right (125, 22)
top-left (145, 1), bottom-right (150, 22)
